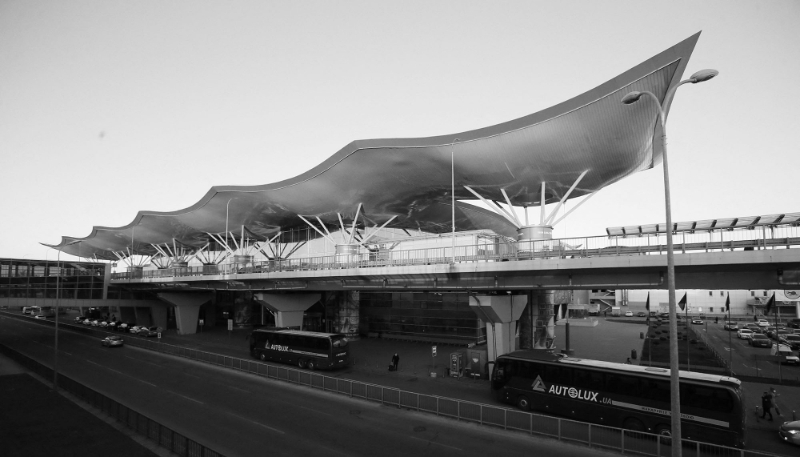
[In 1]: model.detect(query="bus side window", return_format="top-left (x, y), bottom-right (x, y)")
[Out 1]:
top-left (606, 374), bottom-right (639, 396)
top-left (318, 338), bottom-right (330, 350)
top-left (642, 378), bottom-right (670, 403)
top-left (544, 365), bottom-right (572, 385)
top-left (573, 369), bottom-right (595, 390)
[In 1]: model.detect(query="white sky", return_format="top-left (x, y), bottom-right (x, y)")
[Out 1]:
top-left (1, 0), bottom-right (799, 262)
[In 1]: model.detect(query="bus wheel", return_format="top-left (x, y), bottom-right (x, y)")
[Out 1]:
top-left (655, 424), bottom-right (672, 444)
top-left (259, 353), bottom-right (266, 361)
top-left (516, 396), bottom-right (531, 411)
top-left (307, 360), bottom-right (316, 370)
top-left (623, 418), bottom-right (646, 432)
top-left (298, 359), bottom-right (307, 369)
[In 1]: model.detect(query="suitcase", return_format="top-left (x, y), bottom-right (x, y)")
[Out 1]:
top-left (388, 364), bottom-right (396, 372)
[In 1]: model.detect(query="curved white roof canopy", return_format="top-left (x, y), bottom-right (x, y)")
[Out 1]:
top-left (49, 33), bottom-right (700, 260)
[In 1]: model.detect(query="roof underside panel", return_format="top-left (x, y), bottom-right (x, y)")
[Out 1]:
top-left (49, 34), bottom-right (701, 259)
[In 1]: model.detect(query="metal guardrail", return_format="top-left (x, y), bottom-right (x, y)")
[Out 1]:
top-left (111, 224), bottom-right (800, 281)
top-left (0, 343), bottom-right (223, 457)
top-left (6, 314), bottom-right (789, 457)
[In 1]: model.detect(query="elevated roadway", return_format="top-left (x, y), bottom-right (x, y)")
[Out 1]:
top-left (113, 245), bottom-right (800, 292)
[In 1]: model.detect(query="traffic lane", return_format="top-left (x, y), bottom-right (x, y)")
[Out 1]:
top-left (0, 318), bottom-right (620, 457)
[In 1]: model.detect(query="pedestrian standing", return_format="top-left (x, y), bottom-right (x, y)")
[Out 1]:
top-left (760, 391), bottom-right (774, 421)
top-left (770, 387), bottom-right (781, 416)
top-left (391, 353), bottom-right (400, 371)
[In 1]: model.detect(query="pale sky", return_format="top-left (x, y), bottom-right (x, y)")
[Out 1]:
top-left (1, 0), bottom-right (798, 262)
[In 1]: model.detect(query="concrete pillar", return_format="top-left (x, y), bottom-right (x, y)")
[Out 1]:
top-left (253, 293), bottom-right (320, 329)
top-left (157, 292), bottom-right (214, 335)
top-left (150, 304), bottom-right (168, 330)
top-left (469, 295), bottom-right (527, 363)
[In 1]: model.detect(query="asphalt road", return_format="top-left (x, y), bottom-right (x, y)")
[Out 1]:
top-left (0, 316), bottom-right (621, 457)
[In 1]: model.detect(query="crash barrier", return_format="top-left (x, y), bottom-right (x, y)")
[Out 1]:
top-left (7, 314), bottom-right (787, 457)
top-left (0, 343), bottom-right (224, 457)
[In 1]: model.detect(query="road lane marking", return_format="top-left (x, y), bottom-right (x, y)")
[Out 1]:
top-left (227, 385), bottom-right (251, 393)
top-left (410, 435), bottom-right (462, 451)
top-left (225, 411), bottom-right (285, 434)
top-left (165, 389), bottom-right (204, 405)
top-left (299, 405), bottom-right (333, 416)
top-left (123, 355), bottom-right (163, 368)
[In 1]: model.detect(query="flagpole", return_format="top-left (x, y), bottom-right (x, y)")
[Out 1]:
top-left (727, 294), bottom-right (732, 377)
top-left (686, 302), bottom-right (690, 371)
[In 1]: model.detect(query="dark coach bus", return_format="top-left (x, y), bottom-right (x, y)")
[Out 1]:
top-left (249, 328), bottom-right (350, 370)
top-left (492, 350), bottom-right (745, 447)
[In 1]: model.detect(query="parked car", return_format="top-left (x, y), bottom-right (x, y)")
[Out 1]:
top-left (737, 328), bottom-right (754, 340)
top-left (779, 418), bottom-right (800, 446)
top-left (771, 344), bottom-right (800, 365)
top-left (129, 325), bottom-right (145, 334)
top-left (691, 318), bottom-right (704, 325)
top-left (33, 314), bottom-right (47, 319)
top-left (779, 334), bottom-right (800, 350)
top-left (757, 319), bottom-right (770, 328)
top-left (82, 318), bottom-right (92, 325)
top-left (140, 326), bottom-right (163, 337)
top-left (788, 318), bottom-right (800, 329)
top-left (636, 311), bottom-right (647, 317)
top-left (74, 316), bottom-right (86, 323)
top-left (117, 322), bottom-right (130, 332)
top-left (749, 334), bottom-right (772, 348)
top-left (745, 324), bottom-right (762, 333)
top-left (624, 311), bottom-right (633, 317)
top-left (771, 330), bottom-right (791, 341)
top-left (101, 335), bottom-right (124, 347)
top-left (723, 321), bottom-right (738, 331)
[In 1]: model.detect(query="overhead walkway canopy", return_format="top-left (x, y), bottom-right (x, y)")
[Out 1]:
top-left (49, 34), bottom-right (702, 260)
top-left (606, 212), bottom-right (800, 236)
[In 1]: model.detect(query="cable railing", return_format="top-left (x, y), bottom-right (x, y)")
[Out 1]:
top-left (111, 223), bottom-right (800, 281)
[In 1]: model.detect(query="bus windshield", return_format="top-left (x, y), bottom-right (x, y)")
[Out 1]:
top-left (332, 336), bottom-right (348, 348)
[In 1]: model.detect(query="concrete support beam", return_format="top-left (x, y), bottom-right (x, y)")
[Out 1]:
top-left (469, 295), bottom-right (527, 363)
top-left (157, 292), bottom-right (213, 335)
top-left (253, 293), bottom-right (321, 329)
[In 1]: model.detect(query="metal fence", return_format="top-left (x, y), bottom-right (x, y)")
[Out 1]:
top-left (111, 223), bottom-right (800, 281)
top-left (0, 343), bottom-right (224, 457)
top-left (5, 314), bottom-right (789, 457)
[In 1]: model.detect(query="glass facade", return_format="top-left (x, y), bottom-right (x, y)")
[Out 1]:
top-left (1, 259), bottom-right (106, 300)
top-left (360, 292), bottom-right (484, 343)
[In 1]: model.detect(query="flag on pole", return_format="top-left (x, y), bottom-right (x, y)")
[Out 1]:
top-left (725, 293), bottom-right (730, 313)
top-left (678, 292), bottom-right (687, 311)
top-left (645, 292), bottom-right (650, 311)
top-left (764, 293), bottom-right (775, 315)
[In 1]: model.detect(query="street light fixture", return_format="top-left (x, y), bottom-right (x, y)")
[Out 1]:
top-left (622, 68), bottom-right (717, 455)
top-left (53, 239), bottom-right (81, 393)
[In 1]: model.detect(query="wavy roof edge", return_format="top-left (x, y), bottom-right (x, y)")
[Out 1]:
top-left (49, 33), bottom-right (702, 257)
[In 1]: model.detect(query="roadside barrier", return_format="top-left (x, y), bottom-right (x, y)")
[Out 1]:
top-left (6, 314), bottom-right (789, 457)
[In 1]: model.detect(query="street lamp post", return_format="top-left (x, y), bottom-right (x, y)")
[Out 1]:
top-left (451, 138), bottom-right (460, 264)
top-left (53, 240), bottom-right (80, 392)
top-left (622, 69), bottom-right (717, 455)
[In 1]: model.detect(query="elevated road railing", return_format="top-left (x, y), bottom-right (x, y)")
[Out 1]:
top-left (111, 224), bottom-right (800, 281)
